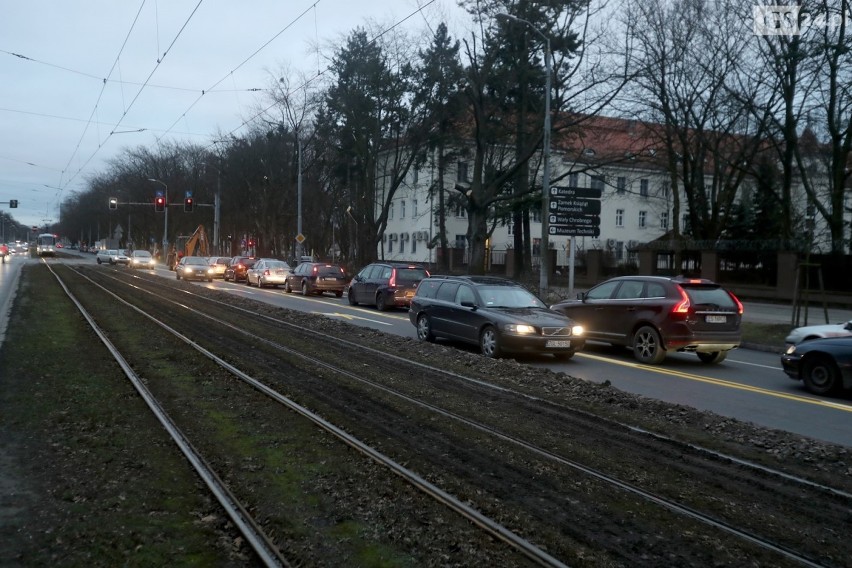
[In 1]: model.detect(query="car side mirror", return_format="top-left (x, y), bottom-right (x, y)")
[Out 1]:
top-left (460, 300), bottom-right (476, 309)
top-left (578, 292), bottom-right (587, 301)
top-left (845, 321), bottom-right (852, 331)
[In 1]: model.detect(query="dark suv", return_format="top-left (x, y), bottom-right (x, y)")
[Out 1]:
top-left (347, 262), bottom-right (430, 311)
top-left (409, 275), bottom-right (585, 360)
top-left (551, 275), bottom-right (743, 365)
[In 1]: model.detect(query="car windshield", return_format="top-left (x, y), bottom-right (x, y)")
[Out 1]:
top-left (134, 251), bottom-right (151, 257)
top-left (184, 257), bottom-right (208, 265)
top-left (267, 261), bottom-right (289, 270)
top-left (479, 286), bottom-right (546, 309)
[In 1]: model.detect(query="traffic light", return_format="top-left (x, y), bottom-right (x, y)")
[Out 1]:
top-left (9, 199), bottom-right (17, 208)
top-left (184, 197), bottom-right (194, 212)
top-left (155, 196), bottom-right (165, 212)
top-left (108, 197), bottom-right (118, 210)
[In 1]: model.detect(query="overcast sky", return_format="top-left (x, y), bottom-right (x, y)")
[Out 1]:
top-left (0, 0), bottom-right (468, 230)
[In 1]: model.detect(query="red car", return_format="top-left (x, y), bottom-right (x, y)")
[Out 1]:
top-left (223, 256), bottom-right (257, 282)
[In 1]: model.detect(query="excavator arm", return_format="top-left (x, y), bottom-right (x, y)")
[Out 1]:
top-left (184, 225), bottom-right (209, 257)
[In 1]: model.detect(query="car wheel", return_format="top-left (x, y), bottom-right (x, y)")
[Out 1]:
top-left (97, 258), bottom-right (102, 264)
top-left (802, 355), bottom-right (841, 395)
top-left (175, 272), bottom-right (180, 280)
top-left (284, 280), bottom-right (292, 293)
top-left (553, 351), bottom-right (575, 361)
top-left (348, 289), bottom-right (358, 305)
top-left (416, 314), bottom-right (435, 342)
top-left (207, 277), bottom-right (213, 282)
top-left (633, 325), bottom-right (666, 364)
top-left (480, 326), bottom-right (502, 358)
top-left (301, 282), bottom-right (308, 296)
top-left (697, 351), bottom-right (727, 364)
top-left (335, 290), bottom-right (343, 297)
top-left (376, 294), bottom-right (388, 311)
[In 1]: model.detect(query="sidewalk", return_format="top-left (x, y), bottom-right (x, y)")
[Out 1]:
top-left (741, 300), bottom-right (852, 326)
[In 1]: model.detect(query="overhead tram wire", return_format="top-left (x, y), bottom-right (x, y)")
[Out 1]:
top-left (57, 0), bottom-right (148, 192)
top-left (206, 0), bottom-right (438, 151)
top-left (60, 0), bottom-right (205, 191)
top-left (155, 1), bottom-right (321, 143)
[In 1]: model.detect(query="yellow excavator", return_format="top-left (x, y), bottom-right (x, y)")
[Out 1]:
top-left (170, 225), bottom-right (210, 269)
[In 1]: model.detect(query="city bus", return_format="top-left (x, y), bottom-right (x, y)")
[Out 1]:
top-left (36, 233), bottom-right (57, 257)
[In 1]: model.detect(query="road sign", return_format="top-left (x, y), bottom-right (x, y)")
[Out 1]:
top-left (550, 186), bottom-right (602, 199)
top-left (549, 214), bottom-right (600, 226)
top-left (295, 233), bottom-right (306, 244)
top-left (549, 199), bottom-right (601, 215)
top-left (550, 225), bottom-right (601, 237)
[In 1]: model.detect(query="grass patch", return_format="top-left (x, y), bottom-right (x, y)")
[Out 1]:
top-left (740, 322), bottom-right (790, 348)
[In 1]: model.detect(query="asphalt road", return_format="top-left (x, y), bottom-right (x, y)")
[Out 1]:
top-left (3, 252), bottom-right (851, 447)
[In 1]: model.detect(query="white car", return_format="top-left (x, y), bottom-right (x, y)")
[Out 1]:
top-left (785, 319), bottom-right (852, 346)
top-left (96, 249), bottom-right (116, 264)
top-left (128, 250), bottom-right (155, 269)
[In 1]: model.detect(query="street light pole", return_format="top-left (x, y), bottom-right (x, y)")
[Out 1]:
top-left (498, 13), bottom-right (551, 298)
top-left (147, 178), bottom-right (168, 257)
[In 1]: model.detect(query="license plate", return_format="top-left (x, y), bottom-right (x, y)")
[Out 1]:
top-left (546, 340), bottom-right (572, 348)
top-left (706, 315), bottom-right (727, 323)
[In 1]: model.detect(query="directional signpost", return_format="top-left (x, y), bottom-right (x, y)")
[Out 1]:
top-left (548, 185), bottom-right (603, 294)
top-left (548, 186), bottom-right (602, 237)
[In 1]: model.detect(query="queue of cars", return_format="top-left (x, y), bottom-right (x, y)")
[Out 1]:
top-left (88, 248), bottom-right (851, 396)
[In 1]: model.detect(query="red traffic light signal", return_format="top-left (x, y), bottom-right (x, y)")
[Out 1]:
top-left (184, 197), bottom-right (194, 212)
top-left (155, 196), bottom-right (165, 212)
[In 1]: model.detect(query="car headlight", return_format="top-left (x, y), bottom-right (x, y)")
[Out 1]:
top-left (785, 344), bottom-right (797, 355)
top-left (571, 325), bottom-right (584, 336)
top-left (504, 324), bottom-right (536, 335)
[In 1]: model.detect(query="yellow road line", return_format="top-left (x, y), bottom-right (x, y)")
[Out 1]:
top-left (577, 352), bottom-right (852, 412)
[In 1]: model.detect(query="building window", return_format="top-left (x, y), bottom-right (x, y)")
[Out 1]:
top-left (412, 168), bottom-right (418, 184)
top-left (412, 199), bottom-right (418, 217)
top-left (682, 214), bottom-right (690, 232)
top-left (615, 241), bottom-right (624, 261)
top-left (660, 211), bottom-right (669, 230)
top-left (638, 210), bottom-right (647, 228)
top-left (532, 209), bottom-right (541, 223)
top-left (401, 200), bottom-right (406, 219)
top-left (454, 234), bottom-right (466, 249)
top-left (457, 161), bottom-right (469, 182)
top-left (615, 209), bottom-right (624, 227)
top-left (640, 179), bottom-right (649, 198)
top-left (411, 235), bottom-right (417, 254)
top-left (568, 172), bottom-right (580, 187)
top-left (388, 238), bottom-right (394, 253)
top-left (617, 177), bottom-right (626, 194)
top-left (590, 175), bottom-right (605, 191)
top-left (455, 204), bottom-right (466, 218)
top-left (389, 202), bottom-right (394, 220)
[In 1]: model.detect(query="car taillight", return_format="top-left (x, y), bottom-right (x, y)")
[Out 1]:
top-left (389, 269), bottom-right (397, 288)
top-left (264, 269), bottom-right (271, 276)
top-left (729, 291), bottom-right (744, 315)
top-left (672, 286), bottom-right (691, 314)
top-left (312, 266), bottom-right (318, 275)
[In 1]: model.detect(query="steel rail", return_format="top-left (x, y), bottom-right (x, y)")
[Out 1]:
top-left (67, 266), bottom-right (568, 567)
top-left (117, 267), bottom-right (852, 501)
top-left (45, 263), bottom-right (290, 568)
top-left (83, 267), bottom-right (838, 567)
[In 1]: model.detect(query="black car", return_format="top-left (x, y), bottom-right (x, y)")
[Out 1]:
top-left (408, 275), bottom-right (585, 360)
top-left (348, 262), bottom-right (430, 311)
top-left (551, 275), bottom-right (742, 365)
top-left (781, 336), bottom-right (852, 395)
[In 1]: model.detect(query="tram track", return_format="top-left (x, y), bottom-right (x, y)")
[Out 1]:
top-left (44, 264), bottom-right (852, 566)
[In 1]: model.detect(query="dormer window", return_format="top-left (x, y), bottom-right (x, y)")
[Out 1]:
top-left (583, 148), bottom-right (596, 157)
